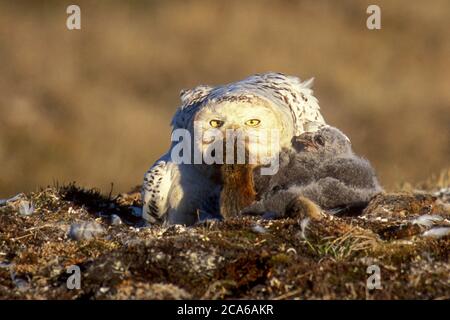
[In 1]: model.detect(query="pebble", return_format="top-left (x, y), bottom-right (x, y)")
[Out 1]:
top-left (10, 269), bottom-right (30, 292)
top-left (14, 278), bottom-right (30, 292)
top-left (99, 287), bottom-right (110, 293)
top-left (251, 224), bottom-right (268, 234)
top-left (69, 221), bottom-right (105, 241)
top-left (110, 214), bottom-right (122, 226)
top-left (18, 200), bottom-right (35, 216)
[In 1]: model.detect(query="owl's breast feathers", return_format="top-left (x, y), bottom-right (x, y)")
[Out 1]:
top-left (142, 154), bottom-right (176, 223)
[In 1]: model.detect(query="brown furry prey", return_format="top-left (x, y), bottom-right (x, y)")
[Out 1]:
top-left (220, 163), bottom-right (257, 219)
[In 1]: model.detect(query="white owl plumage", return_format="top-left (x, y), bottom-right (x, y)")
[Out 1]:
top-left (142, 72), bottom-right (327, 225)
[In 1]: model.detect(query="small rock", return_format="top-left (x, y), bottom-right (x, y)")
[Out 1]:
top-left (69, 221), bottom-right (105, 241)
top-left (99, 287), bottom-right (110, 293)
top-left (10, 269), bottom-right (30, 292)
top-left (14, 278), bottom-right (30, 292)
top-left (251, 224), bottom-right (267, 234)
top-left (19, 200), bottom-right (35, 216)
top-left (110, 214), bottom-right (122, 226)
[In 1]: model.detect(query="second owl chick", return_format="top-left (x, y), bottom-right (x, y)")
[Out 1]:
top-left (245, 126), bottom-right (383, 217)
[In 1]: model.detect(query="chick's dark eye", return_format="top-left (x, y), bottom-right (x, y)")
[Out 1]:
top-left (314, 135), bottom-right (325, 146)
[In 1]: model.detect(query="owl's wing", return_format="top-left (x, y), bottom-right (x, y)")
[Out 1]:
top-left (146, 85), bottom-right (212, 219)
top-left (141, 153), bottom-right (178, 223)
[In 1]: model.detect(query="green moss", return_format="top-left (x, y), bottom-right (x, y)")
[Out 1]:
top-left (270, 253), bottom-right (291, 265)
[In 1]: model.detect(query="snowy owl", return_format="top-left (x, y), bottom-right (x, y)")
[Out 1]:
top-left (142, 72), bottom-right (326, 225)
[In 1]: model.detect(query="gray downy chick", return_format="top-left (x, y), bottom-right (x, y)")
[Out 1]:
top-left (247, 126), bottom-right (383, 217)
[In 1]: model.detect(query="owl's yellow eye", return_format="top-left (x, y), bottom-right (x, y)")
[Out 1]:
top-left (245, 119), bottom-right (261, 127)
top-left (209, 119), bottom-right (224, 128)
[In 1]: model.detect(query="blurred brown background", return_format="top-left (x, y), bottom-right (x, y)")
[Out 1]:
top-left (0, 0), bottom-right (449, 197)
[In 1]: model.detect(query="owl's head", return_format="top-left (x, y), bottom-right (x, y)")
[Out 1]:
top-left (192, 96), bottom-right (294, 165)
top-left (172, 72), bottom-right (325, 169)
top-left (292, 126), bottom-right (352, 156)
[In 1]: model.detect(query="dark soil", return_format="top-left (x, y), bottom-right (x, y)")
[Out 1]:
top-left (0, 184), bottom-right (448, 299)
